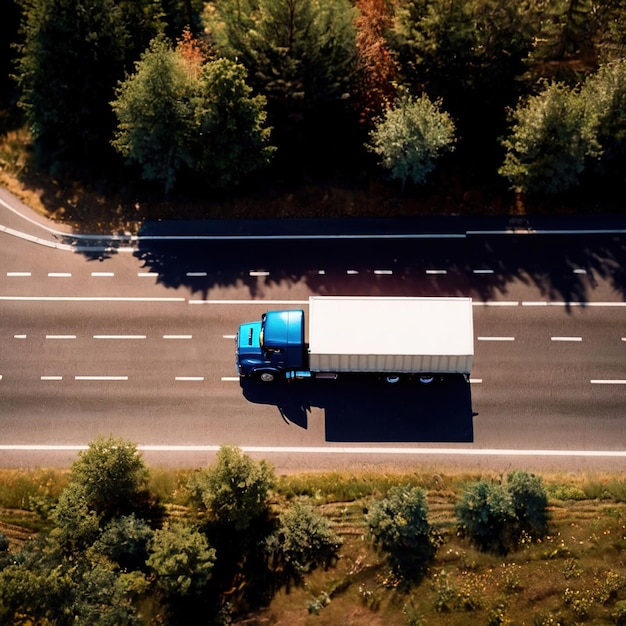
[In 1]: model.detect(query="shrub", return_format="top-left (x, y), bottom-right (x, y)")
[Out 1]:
top-left (188, 445), bottom-right (275, 532)
top-left (266, 503), bottom-right (342, 591)
top-left (613, 600), bottom-right (626, 625)
top-left (507, 471), bottom-right (549, 537)
top-left (456, 472), bottom-right (549, 554)
top-left (366, 484), bottom-right (438, 578)
top-left (456, 480), bottom-right (516, 554)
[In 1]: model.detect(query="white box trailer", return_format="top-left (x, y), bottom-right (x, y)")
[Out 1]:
top-left (308, 296), bottom-right (474, 375)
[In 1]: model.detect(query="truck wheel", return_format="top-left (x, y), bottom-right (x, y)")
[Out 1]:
top-left (385, 375), bottom-right (401, 384)
top-left (419, 375), bottom-right (435, 384)
top-left (258, 371), bottom-right (276, 383)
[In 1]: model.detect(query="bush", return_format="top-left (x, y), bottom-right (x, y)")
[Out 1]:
top-left (613, 600), bottom-right (626, 625)
top-left (456, 472), bottom-right (549, 554)
top-left (507, 470), bottom-right (549, 537)
top-left (266, 503), bottom-right (342, 591)
top-left (455, 480), bottom-right (516, 554)
top-left (188, 445), bottom-right (275, 532)
top-left (366, 484), bottom-right (438, 578)
top-left (369, 92), bottom-right (455, 189)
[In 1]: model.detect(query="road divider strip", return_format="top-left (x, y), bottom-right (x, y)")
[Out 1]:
top-left (74, 375), bottom-right (128, 381)
top-left (477, 336), bottom-right (515, 341)
top-left (590, 380), bottom-right (626, 384)
top-left (93, 335), bottom-right (146, 339)
top-left (551, 337), bottom-right (582, 341)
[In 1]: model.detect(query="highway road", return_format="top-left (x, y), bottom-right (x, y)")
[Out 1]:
top-left (1, 187), bottom-right (625, 472)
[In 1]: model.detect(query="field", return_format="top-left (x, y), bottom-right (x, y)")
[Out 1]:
top-left (1, 468), bottom-right (625, 625)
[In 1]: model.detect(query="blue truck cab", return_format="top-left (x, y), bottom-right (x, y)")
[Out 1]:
top-left (236, 309), bottom-right (305, 382)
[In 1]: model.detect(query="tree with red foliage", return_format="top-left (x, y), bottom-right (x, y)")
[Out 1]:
top-left (353, 0), bottom-right (399, 127)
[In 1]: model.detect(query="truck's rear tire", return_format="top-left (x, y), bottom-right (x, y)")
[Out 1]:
top-left (258, 371), bottom-right (276, 383)
top-left (385, 375), bottom-right (401, 384)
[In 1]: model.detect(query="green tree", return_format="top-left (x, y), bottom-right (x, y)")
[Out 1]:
top-left (112, 35), bottom-right (273, 192)
top-left (15, 0), bottom-right (162, 172)
top-left (70, 435), bottom-right (150, 519)
top-left (499, 80), bottom-right (600, 194)
top-left (369, 91), bottom-right (455, 189)
top-left (52, 483), bottom-right (102, 553)
top-left (581, 58), bottom-right (626, 172)
top-left (147, 522), bottom-right (216, 598)
top-left (205, 0), bottom-right (358, 107)
top-left (191, 57), bottom-right (274, 188)
top-left (112, 35), bottom-right (196, 193)
top-left (189, 445), bottom-right (275, 531)
top-left (366, 484), bottom-right (438, 579)
top-left (92, 514), bottom-right (154, 571)
top-left (205, 0), bottom-right (359, 175)
top-left (266, 503), bottom-right (342, 591)
top-left (0, 546), bottom-right (144, 626)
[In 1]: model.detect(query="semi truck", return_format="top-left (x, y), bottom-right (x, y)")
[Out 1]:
top-left (236, 296), bottom-right (474, 383)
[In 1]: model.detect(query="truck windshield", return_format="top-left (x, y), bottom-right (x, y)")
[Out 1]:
top-left (259, 314), bottom-right (266, 348)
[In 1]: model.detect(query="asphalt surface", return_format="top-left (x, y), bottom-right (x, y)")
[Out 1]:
top-left (1, 186), bottom-right (625, 472)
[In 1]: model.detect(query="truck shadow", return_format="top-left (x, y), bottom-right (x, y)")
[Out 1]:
top-left (241, 374), bottom-right (474, 442)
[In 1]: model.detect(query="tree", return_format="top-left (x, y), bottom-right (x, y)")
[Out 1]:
top-left (205, 0), bottom-right (359, 174)
top-left (147, 522), bottom-right (216, 598)
top-left (92, 514), bottom-right (154, 571)
top-left (70, 435), bottom-right (150, 519)
top-left (353, 0), bottom-right (399, 126)
top-left (368, 91), bottom-right (455, 189)
top-left (15, 0), bottom-right (162, 173)
top-left (189, 445), bottom-right (275, 531)
top-left (205, 0), bottom-right (358, 107)
top-left (112, 35), bottom-right (273, 192)
top-left (0, 545), bottom-right (144, 626)
top-left (581, 58), bottom-right (626, 172)
top-left (499, 80), bottom-right (600, 194)
top-left (266, 503), bottom-right (342, 591)
top-left (191, 57), bottom-right (274, 188)
top-left (366, 484), bottom-right (438, 579)
top-left (112, 35), bottom-right (196, 193)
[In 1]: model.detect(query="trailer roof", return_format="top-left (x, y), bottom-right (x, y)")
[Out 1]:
top-left (308, 297), bottom-right (474, 356)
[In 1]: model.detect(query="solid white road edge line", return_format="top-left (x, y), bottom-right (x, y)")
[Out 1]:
top-left (0, 296), bottom-right (185, 302)
top-left (1, 445), bottom-right (626, 457)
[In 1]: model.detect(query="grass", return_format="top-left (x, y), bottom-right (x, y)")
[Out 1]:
top-left (1, 468), bottom-right (626, 624)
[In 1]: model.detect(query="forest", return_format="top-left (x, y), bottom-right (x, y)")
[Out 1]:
top-left (1, 0), bottom-right (626, 218)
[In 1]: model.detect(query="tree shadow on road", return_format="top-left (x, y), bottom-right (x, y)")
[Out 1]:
top-left (118, 217), bottom-right (626, 306)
